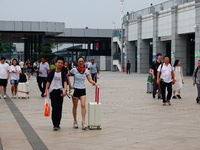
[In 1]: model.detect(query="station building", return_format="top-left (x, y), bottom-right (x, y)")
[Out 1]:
top-left (0, 21), bottom-right (112, 70)
top-left (112, 0), bottom-right (200, 75)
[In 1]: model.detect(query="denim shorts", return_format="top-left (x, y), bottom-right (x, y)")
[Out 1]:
top-left (10, 80), bottom-right (19, 85)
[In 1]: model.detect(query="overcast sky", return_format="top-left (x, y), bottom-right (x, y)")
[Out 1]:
top-left (0, 0), bottom-right (167, 29)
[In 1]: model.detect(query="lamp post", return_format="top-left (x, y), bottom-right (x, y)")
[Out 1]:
top-left (120, 0), bottom-right (124, 68)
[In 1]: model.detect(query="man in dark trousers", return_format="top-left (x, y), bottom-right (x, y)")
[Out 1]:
top-left (36, 57), bottom-right (50, 97)
top-left (157, 56), bottom-right (175, 106)
top-left (149, 53), bottom-right (162, 99)
top-left (44, 57), bottom-right (68, 131)
top-left (126, 60), bottom-right (131, 74)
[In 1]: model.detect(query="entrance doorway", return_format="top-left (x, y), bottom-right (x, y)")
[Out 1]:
top-left (187, 34), bottom-right (195, 75)
top-left (166, 41), bottom-right (171, 62)
top-left (149, 41), bottom-right (153, 68)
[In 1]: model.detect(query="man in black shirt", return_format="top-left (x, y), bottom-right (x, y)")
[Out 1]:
top-left (126, 60), bottom-right (131, 74)
top-left (149, 53), bottom-right (162, 99)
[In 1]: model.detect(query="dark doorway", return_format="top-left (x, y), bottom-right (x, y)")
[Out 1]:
top-left (149, 41), bottom-right (153, 68)
top-left (135, 42), bottom-right (137, 72)
top-left (166, 42), bottom-right (171, 62)
top-left (187, 34), bottom-right (195, 75)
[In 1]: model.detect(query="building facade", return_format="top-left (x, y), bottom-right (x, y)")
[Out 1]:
top-left (112, 0), bottom-right (200, 75)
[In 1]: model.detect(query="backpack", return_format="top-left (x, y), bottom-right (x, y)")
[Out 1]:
top-left (19, 73), bottom-right (27, 83)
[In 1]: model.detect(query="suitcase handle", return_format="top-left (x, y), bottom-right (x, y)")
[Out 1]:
top-left (95, 86), bottom-right (100, 104)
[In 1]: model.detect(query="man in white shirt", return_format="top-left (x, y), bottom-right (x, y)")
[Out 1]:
top-left (19, 60), bottom-right (24, 73)
top-left (36, 57), bottom-right (50, 97)
top-left (0, 57), bottom-right (10, 98)
top-left (157, 56), bottom-right (176, 106)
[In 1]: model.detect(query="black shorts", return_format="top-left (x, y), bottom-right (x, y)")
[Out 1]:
top-left (0, 79), bottom-right (8, 87)
top-left (73, 88), bottom-right (86, 98)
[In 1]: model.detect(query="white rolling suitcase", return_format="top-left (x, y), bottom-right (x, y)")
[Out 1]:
top-left (88, 87), bottom-right (101, 130)
top-left (18, 82), bottom-right (29, 99)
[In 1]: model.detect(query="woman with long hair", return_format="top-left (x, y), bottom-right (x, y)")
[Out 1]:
top-left (172, 60), bottom-right (184, 99)
top-left (10, 59), bottom-right (22, 98)
top-left (67, 57), bottom-right (99, 130)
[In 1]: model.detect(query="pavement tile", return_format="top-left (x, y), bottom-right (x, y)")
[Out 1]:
top-left (1, 72), bottom-right (200, 149)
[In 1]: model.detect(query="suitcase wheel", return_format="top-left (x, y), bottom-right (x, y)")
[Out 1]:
top-left (97, 126), bottom-right (102, 130)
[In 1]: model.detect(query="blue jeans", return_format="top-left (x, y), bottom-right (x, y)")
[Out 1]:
top-left (10, 80), bottom-right (19, 85)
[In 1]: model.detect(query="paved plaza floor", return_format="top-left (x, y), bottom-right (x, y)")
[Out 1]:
top-left (0, 71), bottom-right (200, 150)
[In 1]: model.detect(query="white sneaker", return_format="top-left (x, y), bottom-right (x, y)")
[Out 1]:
top-left (82, 122), bottom-right (87, 130)
top-left (14, 95), bottom-right (17, 99)
top-left (73, 121), bottom-right (78, 129)
top-left (3, 95), bottom-right (6, 98)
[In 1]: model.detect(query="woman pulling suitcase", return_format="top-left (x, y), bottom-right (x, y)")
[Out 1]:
top-left (67, 57), bottom-right (99, 130)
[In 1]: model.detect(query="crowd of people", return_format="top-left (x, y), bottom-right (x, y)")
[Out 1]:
top-left (2, 54), bottom-right (200, 130)
top-left (0, 56), bottom-right (100, 131)
top-left (149, 53), bottom-right (199, 106)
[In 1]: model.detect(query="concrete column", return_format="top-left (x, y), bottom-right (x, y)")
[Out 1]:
top-left (195, 0), bottom-right (200, 65)
top-left (171, 6), bottom-right (187, 75)
top-left (153, 12), bottom-right (166, 59)
top-left (111, 40), bottom-right (117, 71)
top-left (137, 16), bottom-right (150, 73)
top-left (124, 23), bottom-right (136, 72)
top-left (87, 40), bottom-right (91, 58)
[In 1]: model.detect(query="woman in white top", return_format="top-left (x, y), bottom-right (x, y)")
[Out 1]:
top-left (172, 60), bottom-right (184, 99)
top-left (10, 59), bottom-right (22, 98)
top-left (67, 57), bottom-right (99, 130)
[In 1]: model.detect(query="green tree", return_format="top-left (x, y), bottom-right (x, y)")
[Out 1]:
top-left (40, 43), bottom-right (56, 62)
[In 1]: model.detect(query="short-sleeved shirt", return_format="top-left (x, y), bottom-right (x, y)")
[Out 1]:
top-left (157, 63), bottom-right (173, 83)
top-left (26, 62), bottom-right (32, 69)
top-left (89, 63), bottom-right (98, 74)
top-left (19, 61), bottom-right (24, 68)
top-left (0, 63), bottom-right (10, 79)
top-left (38, 62), bottom-right (50, 77)
top-left (70, 68), bottom-right (90, 89)
top-left (10, 65), bottom-right (21, 80)
top-left (150, 60), bottom-right (162, 77)
top-left (46, 70), bottom-right (68, 93)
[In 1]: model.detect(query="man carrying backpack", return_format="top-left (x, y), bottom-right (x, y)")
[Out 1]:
top-left (44, 57), bottom-right (68, 131)
top-left (192, 60), bottom-right (200, 104)
top-left (157, 56), bottom-right (176, 106)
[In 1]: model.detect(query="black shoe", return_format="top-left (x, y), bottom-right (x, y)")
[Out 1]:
top-left (41, 94), bottom-right (44, 97)
top-left (196, 97), bottom-right (199, 104)
top-left (172, 96), bottom-right (177, 99)
top-left (176, 95), bottom-right (181, 99)
top-left (153, 93), bottom-right (155, 98)
top-left (53, 126), bottom-right (60, 131)
top-left (53, 127), bottom-right (58, 131)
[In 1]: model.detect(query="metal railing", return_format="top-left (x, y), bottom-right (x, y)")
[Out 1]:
top-left (113, 52), bottom-right (121, 62)
top-left (123, 0), bottom-right (195, 22)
